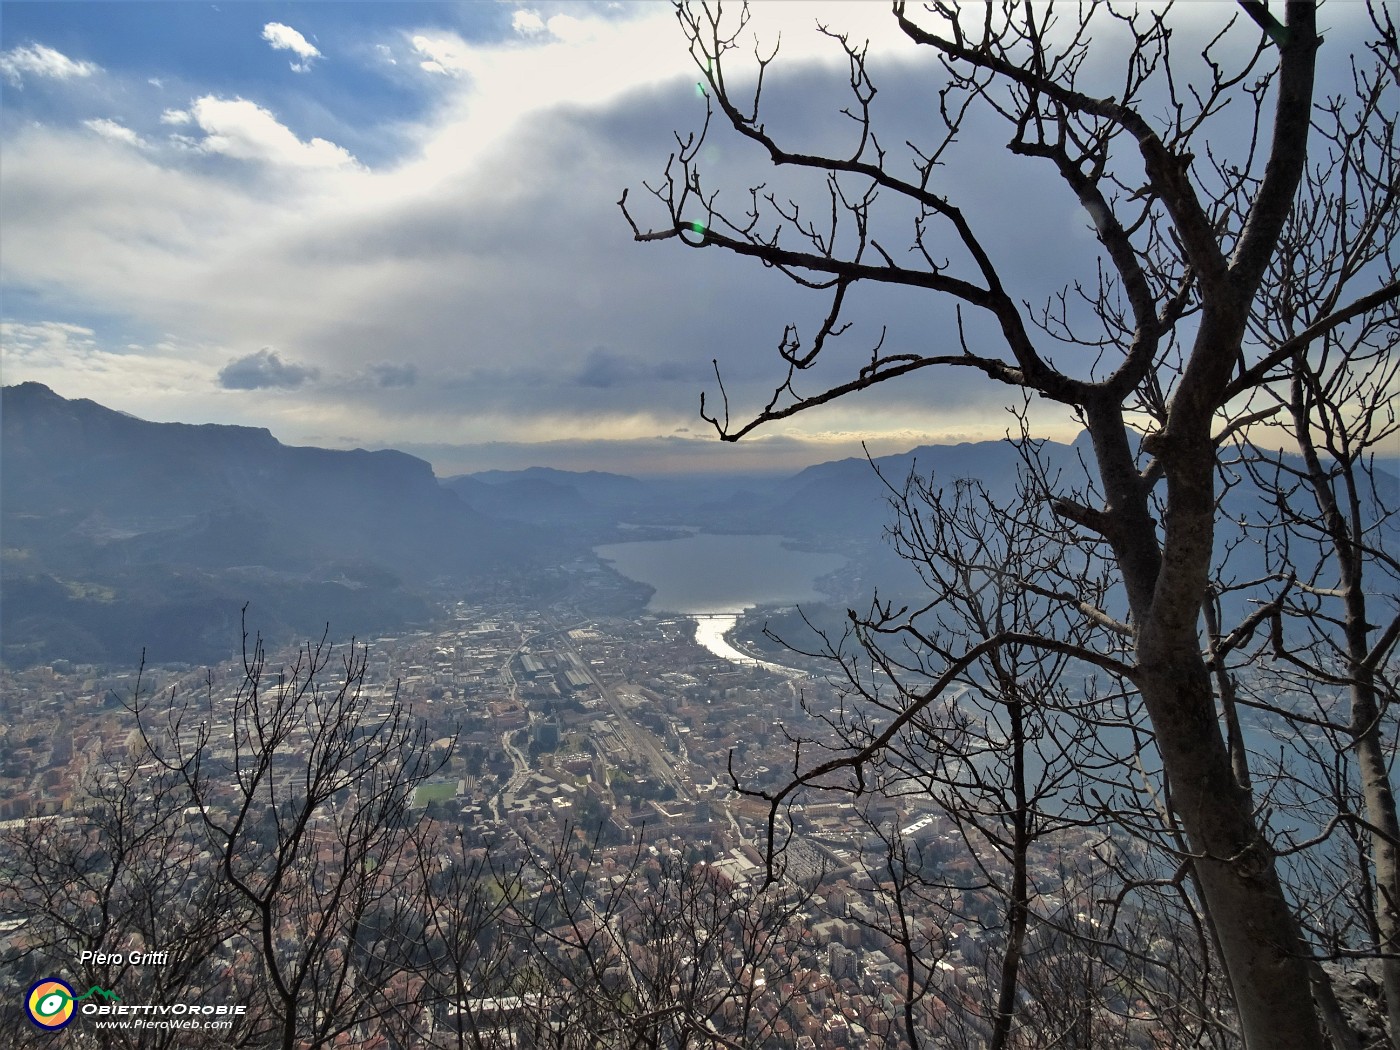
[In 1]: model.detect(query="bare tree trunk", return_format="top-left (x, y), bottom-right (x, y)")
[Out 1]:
top-left (1355, 693), bottom-right (1400, 1046)
top-left (1333, 474), bottom-right (1400, 1048)
top-left (1116, 405), bottom-right (1323, 1047)
top-left (1337, 566), bottom-right (1400, 1047)
top-left (988, 682), bottom-right (1030, 1050)
top-left (1235, 340), bottom-right (1400, 1048)
top-left (1136, 659), bottom-right (1321, 1048)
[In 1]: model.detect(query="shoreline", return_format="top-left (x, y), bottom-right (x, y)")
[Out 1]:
top-left (689, 613), bottom-right (808, 679)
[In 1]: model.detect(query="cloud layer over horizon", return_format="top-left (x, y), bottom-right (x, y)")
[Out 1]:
top-left (2, 2), bottom-right (1373, 475)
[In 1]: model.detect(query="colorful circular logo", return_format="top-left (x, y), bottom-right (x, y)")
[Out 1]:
top-left (26, 978), bottom-right (76, 1030)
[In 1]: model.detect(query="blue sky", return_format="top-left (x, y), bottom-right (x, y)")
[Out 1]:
top-left (1, 3), bottom-right (496, 166)
top-left (0, 2), bottom-right (1382, 475)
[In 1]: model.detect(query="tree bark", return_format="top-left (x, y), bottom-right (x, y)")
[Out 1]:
top-left (1096, 384), bottom-right (1326, 1047)
top-left (1134, 655), bottom-right (1324, 1049)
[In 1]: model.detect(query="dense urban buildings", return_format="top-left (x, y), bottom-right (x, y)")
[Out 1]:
top-left (1, 558), bottom-right (1146, 1047)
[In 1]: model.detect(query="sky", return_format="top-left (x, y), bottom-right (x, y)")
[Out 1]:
top-left (0, 2), bottom-right (1380, 476)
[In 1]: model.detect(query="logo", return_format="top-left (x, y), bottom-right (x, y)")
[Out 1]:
top-left (25, 978), bottom-right (76, 1030)
top-left (25, 978), bottom-right (121, 1030)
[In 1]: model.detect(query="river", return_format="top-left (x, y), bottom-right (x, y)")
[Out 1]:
top-left (594, 532), bottom-right (844, 671)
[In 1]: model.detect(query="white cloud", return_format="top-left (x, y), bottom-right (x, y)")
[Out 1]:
top-left (1, 321), bottom-right (211, 399)
top-left (84, 119), bottom-right (147, 149)
top-left (0, 43), bottom-right (99, 86)
top-left (262, 22), bottom-right (322, 72)
top-left (1, 320), bottom-right (99, 362)
top-left (512, 10), bottom-right (546, 36)
top-left (411, 34), bottom-right (469, 77)
top-left (0, 6), bottom-right (928, 453)
top-left (189, 96), bottom-right (358, 169)
top-left (543, 14), bottom-right (591, 45)
top-left (0, 124), bottom-right (285, 324)
top-left (402, 4), bottom-right (912, 174)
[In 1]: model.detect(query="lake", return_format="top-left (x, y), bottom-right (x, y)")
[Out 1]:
top-left (594, 533), bottom-right (844, 615)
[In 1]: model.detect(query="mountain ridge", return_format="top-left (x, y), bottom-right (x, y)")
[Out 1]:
top-left (3, 383), bottom-right (1101, 668)
top-left (1, 384), bottom-right (559, 667)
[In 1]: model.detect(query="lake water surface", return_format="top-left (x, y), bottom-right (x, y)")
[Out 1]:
top-left (596, 532), bottom-right (843, 673)
top-left (594, 533), bottom-right (844, 615)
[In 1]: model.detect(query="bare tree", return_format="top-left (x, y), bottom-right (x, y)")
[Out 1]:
top-left (623, 3), bottom-right (1400, 1046)
top-left (766, 458), bottom-right (1237, 1048)
top-left (1, 735), bottom-right (241, 1050)
top-left (402, 829), bottom-right (525, 1049)
top-left (1230, 300), bottom-right (1400, 1045)
top-left (130, 623), bottom-right (450, 1049)
top-left (770, 465), bottom-right (1120, 1049)
top-left (3, 623), bottom-right (833, 1050)
top-left (1231, 21), bottom-right (1400, 1037)
top-left (506, 826), bottom-right (816, 1049)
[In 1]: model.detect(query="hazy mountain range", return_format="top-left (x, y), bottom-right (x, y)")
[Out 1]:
top-left (4, 384), bottom-right (1047, 667)
top-left (12, 382), bottom-right (1371, 671)
top-left (2, 383), bottom-right (544, 666)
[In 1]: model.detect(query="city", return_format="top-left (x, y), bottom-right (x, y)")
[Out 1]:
top-left (2, 555), bottom-right (1159, 1047)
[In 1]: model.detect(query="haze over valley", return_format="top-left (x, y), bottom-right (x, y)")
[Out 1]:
top-left (4, 3), bottom-right (1397, 1046)
top-left (2, 381), bottom-right (1071, 669)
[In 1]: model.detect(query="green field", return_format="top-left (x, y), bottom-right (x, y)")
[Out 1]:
top-left (413, 781), bottom-right (458, 806)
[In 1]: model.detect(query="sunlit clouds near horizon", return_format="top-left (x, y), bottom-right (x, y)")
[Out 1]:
top-left (4, 2), bottom-right (1354, 476)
